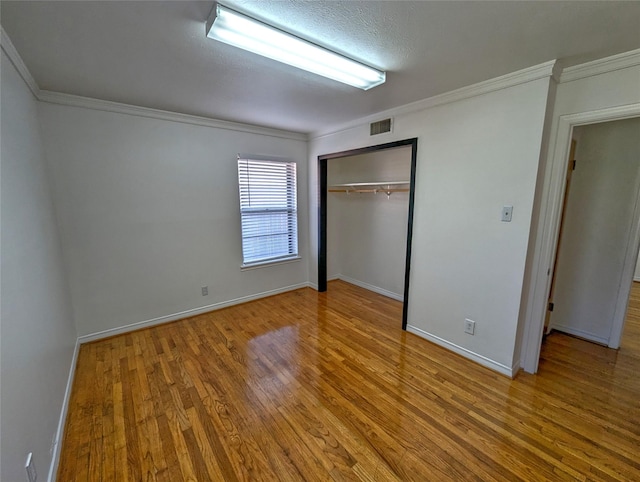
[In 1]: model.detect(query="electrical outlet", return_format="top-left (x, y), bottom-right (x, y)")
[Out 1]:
top-left (464, 318), bottom-right (476, 335)
top-left (201, 286), bottom-right (208, 296)
top-left (25, 452), bottom-right (37, 482)
top-left (501, 205), bottom-right (513, 222)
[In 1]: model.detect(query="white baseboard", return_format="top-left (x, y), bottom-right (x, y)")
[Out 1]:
top-left (307, 275), bottom-right (340, 291)
top-left (551, 324), bottom-right (609, 345)
top-left (77, 282), bottom-right (312, 343)
top-left (634, 276), bottom-right (640, 282)
top-left (337, 275), bottom-right (404, 302)
top-left (511, 359), bottom-right (521, 377)
top-left (406, 324), bottom-right (517, 378)
top-left (48, 338), bottom-right (80, 482)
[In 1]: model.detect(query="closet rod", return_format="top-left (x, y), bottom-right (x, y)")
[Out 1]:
top-left (328, 188), bottom-right (409, 193)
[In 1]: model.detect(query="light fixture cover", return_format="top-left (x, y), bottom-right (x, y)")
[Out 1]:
top-left (205, 3), bottom-right (386, 90)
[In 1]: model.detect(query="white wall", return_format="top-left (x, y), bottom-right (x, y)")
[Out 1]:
top-left (310, 72), bottom-right (554, 376)
top-left (327, 147), bottom-right (410, 299)
top-left (551, 118), bottom-right (640, 342)
top-left (519, 55), bottom-right (640, 372)
top-left (1, 50), bottom-right (77, 482)
top-left (37, 103), bottom-right (309, 337)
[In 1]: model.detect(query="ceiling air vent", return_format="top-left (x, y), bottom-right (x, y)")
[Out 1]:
top-left (370, 118), bottom-right (392, 136)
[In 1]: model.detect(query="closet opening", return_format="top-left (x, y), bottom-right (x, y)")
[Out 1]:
top-left (317, 138), bottom-right (418, 329)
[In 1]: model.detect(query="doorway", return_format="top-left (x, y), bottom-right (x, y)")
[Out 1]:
top-left (545, 118), bottom-right (640, 348)
top-left (317, 138), bottom-right (418, 329)
top-left (521, 103), bottom-right (640, 374)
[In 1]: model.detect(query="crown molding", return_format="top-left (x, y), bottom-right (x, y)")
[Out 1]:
top-left (1, 26), bottom-right (41, 98)
top-left (311, 60), bottom-right (558, 140)
top-left (559, 48), bottom-right (640, 83)
top-left (37, 91), bottom-right (308, 141)
top-left (2, 26), bottom-right (306, 141)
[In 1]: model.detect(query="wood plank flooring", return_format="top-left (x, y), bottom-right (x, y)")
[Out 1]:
top-left (58, 280), bottom-right (640, 481)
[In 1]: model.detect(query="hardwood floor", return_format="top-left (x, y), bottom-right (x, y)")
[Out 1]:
top-left (622, 281), bottom-right (640, 355)
top-left (58, 280), bottom-right (640, 481)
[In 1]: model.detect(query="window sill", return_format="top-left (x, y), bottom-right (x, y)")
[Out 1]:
top-left (241, 256), bottom-right (301, 271)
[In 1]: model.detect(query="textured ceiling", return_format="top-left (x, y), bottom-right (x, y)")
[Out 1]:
top-left (2, 1), bottom-right (639, 134)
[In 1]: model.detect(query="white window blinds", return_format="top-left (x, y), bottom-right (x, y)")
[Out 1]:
top-left (238, 157), bottom-right (298, 266)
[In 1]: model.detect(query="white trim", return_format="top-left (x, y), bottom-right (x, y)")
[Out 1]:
top-left (406, 325), bottom-right (517, 378)
top-left (311, 60), bottom-right (558, 139)
top-left (560, 49), bottom-right (640, 84)
top-left (511, 360), bottom-right (521, 377)
top-left (240, 256), bottom-right (301, 271)
top-left (48, 338), bottom-right (80, 482)
top-left (307, 275), bottom-right (349, 291)
top-left (1, 26), bottom-right (41, 98)
top-left (308, 275), bottom-right (340, 290)
top-left (238, 153), bottom-right (295, 163)
top-left (521, 103), bottom-right (640, 374)
top-left (38, 90), bottom-right (307, 141)
top-left (0, 28), bottom-right (307, 141)
top-left (77, 282), bottom-right (311, 343)
top-left (551, 325), bottom-right (609, 346)
top-left (337, 275), bottom-right (403, 302)
top-left (555, 104), bottom-right (640, 127)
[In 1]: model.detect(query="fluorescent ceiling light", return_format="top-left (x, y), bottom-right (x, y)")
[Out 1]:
top-left (205, 3), bottom-right (386, 90)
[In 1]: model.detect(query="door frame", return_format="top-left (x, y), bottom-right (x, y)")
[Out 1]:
top-left (521, 103), bottom-right (640, 373)
top-left (317, 137), bottom-right (418, 330)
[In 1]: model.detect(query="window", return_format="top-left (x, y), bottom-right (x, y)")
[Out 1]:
top-left (238, 156), bottom-right (298, 267)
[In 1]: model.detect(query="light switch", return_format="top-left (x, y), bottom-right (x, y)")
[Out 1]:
top-left (501, 205), bottom-right (513, 222)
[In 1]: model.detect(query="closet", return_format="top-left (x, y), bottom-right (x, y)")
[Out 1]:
top-left (326, 145), bottom-right (412, 302)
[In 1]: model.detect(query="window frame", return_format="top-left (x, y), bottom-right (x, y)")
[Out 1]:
top-left (237, 155), bottom-right (300, 269)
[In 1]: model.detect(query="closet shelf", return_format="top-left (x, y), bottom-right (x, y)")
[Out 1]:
top-left (328, 181), bottom-right (410, 197)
